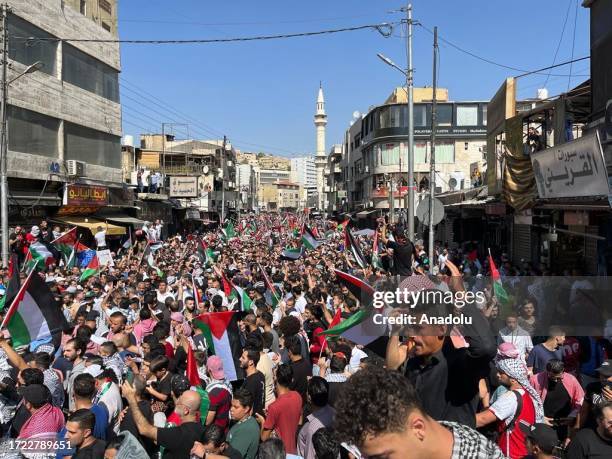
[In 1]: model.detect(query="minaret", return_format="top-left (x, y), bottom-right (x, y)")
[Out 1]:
top-left (314, 83), bottom-right (327, 211)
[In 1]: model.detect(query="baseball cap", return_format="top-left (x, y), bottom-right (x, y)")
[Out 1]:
top-left (595, 359), bottom-right (612, 377)
top-left (207, 355), bottom-right (224, 380)
top-left (519, 421), bottom-right (558, 454)
top-left (18, 384), bottom-right (49, 406)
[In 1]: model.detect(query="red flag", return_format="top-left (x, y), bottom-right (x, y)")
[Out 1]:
top-left (488, 252), bottom-right (501, 282)
top-left (221, 273), bottom-right (232, 297)
top-left (321, 308), bottom-right (342, 352)
top-left (186, 346), bottom-right (201, 386)
top-left (192, 276), bottom-right (202, 307)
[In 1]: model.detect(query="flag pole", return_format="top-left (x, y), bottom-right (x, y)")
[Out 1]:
top-left (65, 233), bottom-right (82, 268)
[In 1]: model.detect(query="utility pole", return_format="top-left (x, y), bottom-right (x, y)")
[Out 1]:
top-left (428, 27), bottom-right (438, 267)
top-left (406, 3), bottom-right (415, 242)
top-left (220, 135), bottom-right (226, 224)
top-left (0, 4), bottom-right (9, 268)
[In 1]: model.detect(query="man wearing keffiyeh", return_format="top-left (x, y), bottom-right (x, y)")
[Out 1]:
top-left (476, 344), bottom-right (544, 459)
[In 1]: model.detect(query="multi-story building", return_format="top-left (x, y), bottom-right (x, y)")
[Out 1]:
top-left (290, 156), bottom-right (317, 209)
top-left (127, 134), bottom-right (238, 225)
top-left (237, 163), bottom-right (258, 213)
top-left (277, 181), bottom-right (300, 211)
top-left (7, 0), bottom-right (123, 225)
top-left (327, 87), bottom-right (487, 223)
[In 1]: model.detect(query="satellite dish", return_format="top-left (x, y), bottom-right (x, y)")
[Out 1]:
top-left (415, 198), bottom-right (445, 226)
top-left (352, 111), bottom-right (361, 120)
top-left (202, 165), bottom-right (209, 175)
top-left (448, 177), bottom-right (457, 191)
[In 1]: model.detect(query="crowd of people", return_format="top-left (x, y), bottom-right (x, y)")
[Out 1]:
top-left (0, 212), bottom-right (609, 459)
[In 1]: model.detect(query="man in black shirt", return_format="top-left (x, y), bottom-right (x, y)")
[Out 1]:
top-left (566, 401), bottom-right (612, 459)
top-left (581, 360), bottom-right (612, 429)
top-left (380, 223), bottom-right (414, 276)
top-left (122, 380), bottom-right (204, 459)
top-left (285, 335), bottom-right (312, 405)
top-left (386, 277), bottom-right (496, 428)
top-left (119, 375), bottom-right (156, 456)
top-left (65, 409), bottom-right (107, 459)
top-left (239, 347), bottom-right (266, 417)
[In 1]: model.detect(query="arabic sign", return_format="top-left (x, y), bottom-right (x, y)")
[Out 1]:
top-left (64, 185), bottom-right (108, 207)
top-left (169, 176), bottom-right (198, 198)
top-left (371, 186), bottom-right (409, 198)
top-left (531, 131), bottom-right (610, 200)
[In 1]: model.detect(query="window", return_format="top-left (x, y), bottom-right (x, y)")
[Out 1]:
top-left (80, 0), bottom-right (86, 14)
top-left (414, 105), bottom-right (427, 127)
top-left (379, 107), bottom-right (389, 129)
top-left (99, 0), bottom-right (112, 14)
top-left (435, 140), bottom-right (455, 163)
top-left (8, 105), bottom-right (59, 157)
top-left (7, 14), bottom-right (57, 77)
top-left (381, 143), bottom-right (400, 165)
top-left (436, 105), bottom-right (452, 126)
top-left (388, 106), bottom-right (401, 128)
top-left (102, 22), bottom-right (111, 32)
top-left (456, 105), bottom-right (478, 126)
top-left (414, 142), bottom-right (427, 163)
top-left (64, 122), bottom-right (121, 168)
top-left (481, 105), bottom-right (487, 126)
top-left (63, 43), bottom-right (119, 102)
top-left (464, 142), bottom-right (469, 151)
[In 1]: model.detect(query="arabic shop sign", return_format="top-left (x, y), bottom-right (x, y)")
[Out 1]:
top-left (169, 176), bottom-right (198, 198)
top-left (531, 131), bottom-right (610, 200)
top-left (64, 185), bottom-right (108, 206)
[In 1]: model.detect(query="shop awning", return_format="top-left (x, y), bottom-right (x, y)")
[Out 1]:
top-left (97, 214), bottom-right (145, 226)
top-left (55, 216), bottom-right (126, 236)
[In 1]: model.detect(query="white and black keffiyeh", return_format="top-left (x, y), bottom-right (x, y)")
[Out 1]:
top-left (441, 421), bottom-right (506, 459)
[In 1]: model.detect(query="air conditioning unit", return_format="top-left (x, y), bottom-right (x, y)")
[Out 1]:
top-left (227, 160), bottom-right (233, 167)
top-left (364, 165), bottom-right (369, 173)
top-left (66, 160), bottom-right (85, 177)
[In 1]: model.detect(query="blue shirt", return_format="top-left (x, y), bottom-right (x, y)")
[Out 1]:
top-left (526, 344), bottom-right (563, 374)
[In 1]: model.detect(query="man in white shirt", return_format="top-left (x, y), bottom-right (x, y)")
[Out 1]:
top-left (94, 226), bottom-right (107, 249)
top-left (156, 280), bottom-right (175, 303)
top-left (498, 313), bottom-right (533, 361)
top-left (293, 286), bottom-right (307, 315)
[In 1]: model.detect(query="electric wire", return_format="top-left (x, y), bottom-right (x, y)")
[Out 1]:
top-left (14, 22), bottom-right (397, 44)
top-left (567, 0), bottom-right (579, 90)
top-left (543, 0), bottom-right (573, 87)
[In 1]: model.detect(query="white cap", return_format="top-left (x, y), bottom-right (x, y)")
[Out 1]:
top-left (83, 364), bottom-right (104, 378)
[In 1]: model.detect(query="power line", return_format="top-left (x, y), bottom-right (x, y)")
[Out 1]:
top-left (514, 56), bottom-right (589, 78)
top-left (15, 22), bottom-right (396, 44)
top-left (543, 0), bottom-right (573, 87)
top-left (417, 23), bottom-right (588, 78)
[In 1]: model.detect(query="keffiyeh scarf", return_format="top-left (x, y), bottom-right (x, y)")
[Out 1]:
top-left (495, 355), bottom-right (544, 423)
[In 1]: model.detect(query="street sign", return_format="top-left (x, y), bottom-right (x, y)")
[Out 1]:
top-left (415, 197), bottom-right (444, 226)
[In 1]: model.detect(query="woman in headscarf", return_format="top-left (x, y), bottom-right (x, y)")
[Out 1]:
top-left (475, 343), bottom-right (544, 459)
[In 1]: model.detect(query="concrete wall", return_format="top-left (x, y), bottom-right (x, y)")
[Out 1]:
top-left (7, 0), bottom-right (122, 184)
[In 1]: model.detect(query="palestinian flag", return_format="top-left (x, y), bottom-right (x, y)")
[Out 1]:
top-left (1, 269), bottom-right (68, 348)
top-left (337, 218), bottom-right (350, 232)
top-left (143, 244), bottom-right (163, 277)
top-left (221, 221), bottom-right (236, 240)
top-left (24, 241), bottom-right (56, 271)
top-left (281, 246), bottom-right (303, 261)
top-left (79, 255), bottom-right (100, 282)
top-left (0, 255), bottom-right (20, 311)
top-left (344, 228), bottom-right (368, 269)
top-left (311, 226), bottom-right (320, 239)
top-left (66, 241), bottom-right (90, 269)
top-left (193, 312), bottom-right (244, 381)
top-left (320, 308), bottom-right (342, 352)
top-left (258, 263), bottom-right (280, 308)
top-left (221, 273), bottom-right (233, 297)
top-left (77, 246), bottom-right (96, 269)
top-left (52, 227), bottom-right (78, 260)
top-left (229, 284), bottom-right (252, 312)
top-left (371, 231), bottom-right (383, 270)
top-left (334, 269), bottom-right (375, 307)
top-left (301, 224), bottom-right (320, 251)
top-left (488, 249), bottom-right (509, 305)
top-left (318, 307), bottom-right (388, 347)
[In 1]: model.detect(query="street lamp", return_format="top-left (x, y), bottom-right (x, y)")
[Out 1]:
top-left (1, 61), bottom-right (44, 267)
top-left (377, 49), bottom-right (415, 242)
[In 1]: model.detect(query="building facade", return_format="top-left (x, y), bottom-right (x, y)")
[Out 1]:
top-left (290, 156), bottom-right (317, 209)
top-left (327, 88), bottom-right (487, 223)
top-left (6, 0), bottom-right (123, 225)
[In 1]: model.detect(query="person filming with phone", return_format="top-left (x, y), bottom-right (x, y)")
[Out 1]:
top-left (379, 218), bottom-right (415, 277)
